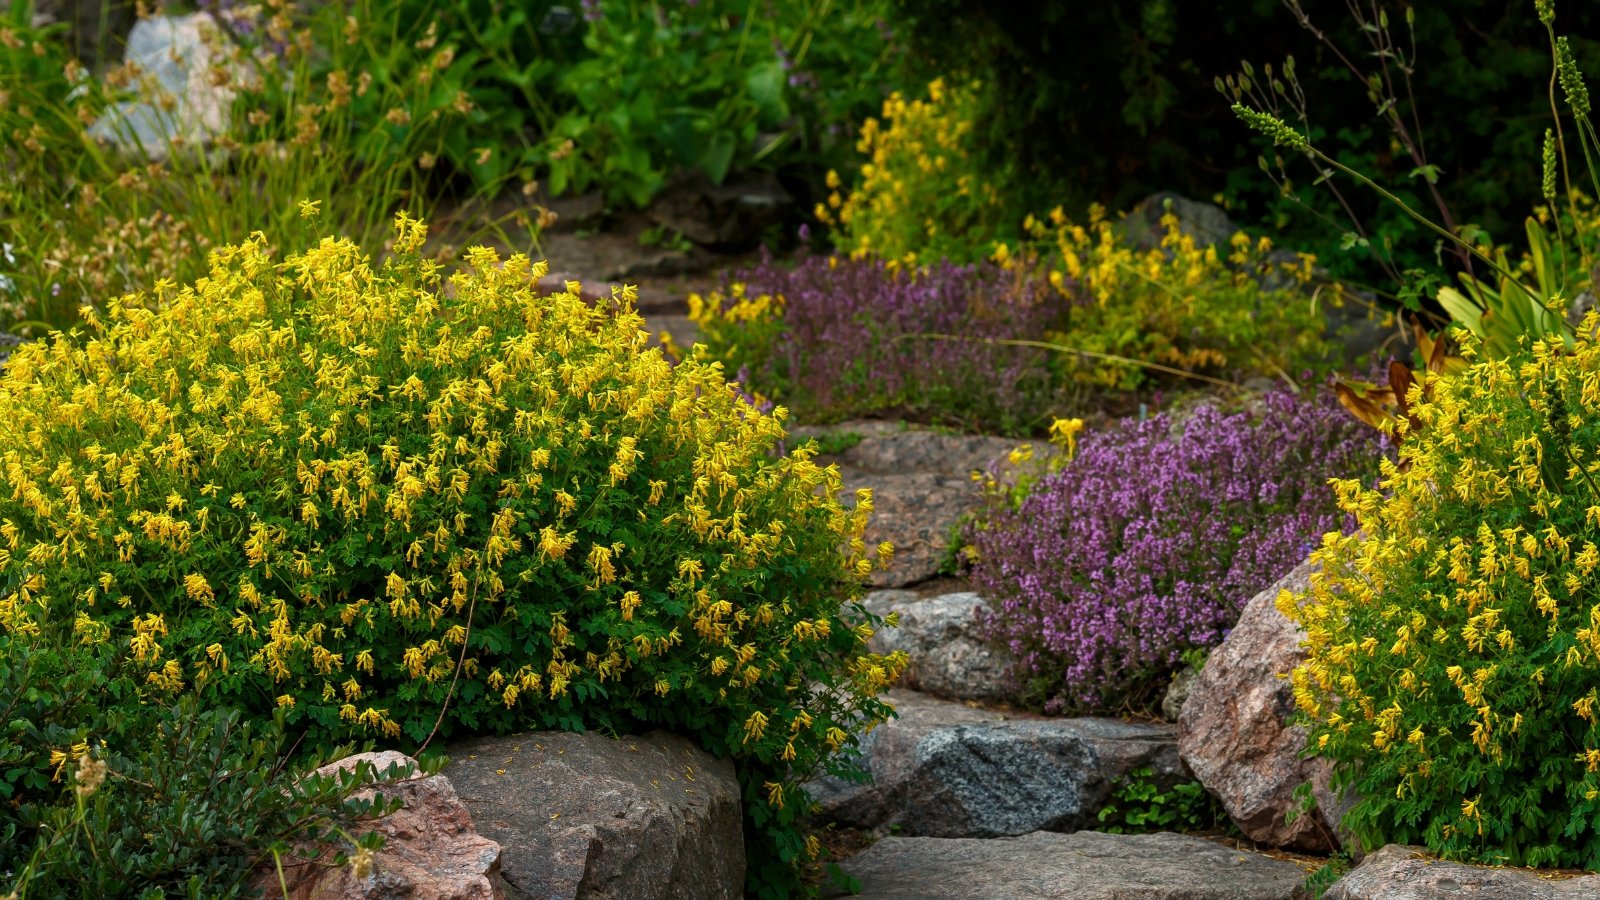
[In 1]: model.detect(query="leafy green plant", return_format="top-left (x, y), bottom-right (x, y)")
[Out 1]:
top-left (542, 0), bottom-right (897, 208)
top-left (1299, 851), bottom-right (1353, 900)
top-left (0, 216), bottom-right (906, 898)
top-left (1095, 767), bottom-right (1231, 834)
top-left (0, 632), bottom-right (403, 899)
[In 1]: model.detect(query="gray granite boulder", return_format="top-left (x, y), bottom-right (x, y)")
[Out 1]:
top-left (862, 590), bottom-right (1011, 701)
top-left (1179, 558), bottom-right (1343, 851)
top-left (810, 690), bottom-right (1183, 837)
top-left (90, 13), bottom-right (244, 160)
top-left (446, 731), bottom-right (742, 900)
top-left (1324, 844), bottom-right (1600, 899)
top-left (834, 830), bottom-right (1307, 900)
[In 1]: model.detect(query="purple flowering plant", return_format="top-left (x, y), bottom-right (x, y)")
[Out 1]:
top-left (965, 388), bottom-right (1388, 714)
top-left (686, 253), bottom-right (1064, 435)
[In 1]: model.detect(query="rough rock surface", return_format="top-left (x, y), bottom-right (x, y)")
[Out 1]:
top-left (812, 427), bottom-right (1019, 588)
top-left (264, 751), bottom-right (504, 900)
top-left (647, 172), bottom-right (794, 249)
top-left (446, 730), bottom-right (743, 900)
top-left (832, 831), bottom-right (1307, 900)
top-left (1324, 844), bottom-right (1600, 899)
top-left (862, 591), bottom-right (1011, 701)
top-left (1161, 665), bottom-right (1199, 723)
top-left (1178, 559), bottom-right (1341, 851)
top-left (90, 13), bottom-right (244, 159)
top-left (810, 690), bottom-right (1183, 837)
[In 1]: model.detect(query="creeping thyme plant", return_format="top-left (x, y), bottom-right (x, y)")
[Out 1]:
top-left (968, 390), bottom-right (1385, 713)
top-left (1285, 322), bottom-right (1600, 869)
top-left (0, 215), bottom-right (906, 897)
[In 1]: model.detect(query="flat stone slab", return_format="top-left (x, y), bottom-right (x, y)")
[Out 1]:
top-left (834, 830), bottom-right (1307, 899)
top-left (803, 427), bottom-right (1019, 588)
top-left (1325, 844), bottom-right (1600, 899)
top-left (809, 690), bottom-right (1183, 837)
top-left (446, 730), bottom-right (743, 900)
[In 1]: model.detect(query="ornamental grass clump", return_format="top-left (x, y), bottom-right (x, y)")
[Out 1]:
top-left (1285, 321), bottom-right (1600, 869)
top-left (0, 215), bottom-right (905, 898)
top-left (684, 253), bottom-right (1060, 435)
top-left (967, 389), bottom-right (1385, 713)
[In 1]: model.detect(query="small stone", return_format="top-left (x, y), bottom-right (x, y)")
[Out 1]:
top-left (1161, 666), bottom-right (1199, 723)
top-left (827, 430), bottom-right (1019, 588)
top-left (1324, 844), bottom-right (1600, 899)
top-left (257, 751), bottom-right (504, 900)
top-left (89, 13), bottom-right (249, 161)
top-left (864, 591), bottom-right (1012, 701)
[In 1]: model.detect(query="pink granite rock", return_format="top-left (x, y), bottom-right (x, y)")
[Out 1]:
top-left (260, 751), bottom-right (504, 900)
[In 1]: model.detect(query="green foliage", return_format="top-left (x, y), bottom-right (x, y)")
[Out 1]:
top-left (0, 634), bottom-right (400, 899)
top-left (1286, 325), bottom-right (1600, 868)
top-left (1094, 767), bottom-right (1230, 835)
top-left (1299, 851), bottom-right (1353, 900)
top-left (385, 0), bottom-right (899, 207)
top-left (0, 219), bottom-right (905, 898)
top-left (803, 430), bottom-right (867, 457)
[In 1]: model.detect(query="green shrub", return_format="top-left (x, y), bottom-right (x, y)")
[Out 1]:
top-left (1285, 324), bottom-right (1600, 868)
top-left (0, 215), bottom-right (906, 897)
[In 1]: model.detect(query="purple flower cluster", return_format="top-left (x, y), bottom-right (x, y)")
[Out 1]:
top-left (967, 388), bottom-right (1387, 713)
top-left (730, 253), bottom-right (1060, 433)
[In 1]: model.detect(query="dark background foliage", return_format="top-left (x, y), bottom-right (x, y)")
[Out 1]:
top-left (884, 0), bottom-right (1600, 280)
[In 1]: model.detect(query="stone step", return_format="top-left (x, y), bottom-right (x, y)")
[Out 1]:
top-left (1325, 845), bottom-right (1600, 899)
top-left (861, 589), bottom-right (1011, 702)
top-left (809, 689), bottom-right (1183, 837)
top-left (830, 831), bottom-right (1308, 900)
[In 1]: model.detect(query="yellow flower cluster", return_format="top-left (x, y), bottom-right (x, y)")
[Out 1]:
top-left (0, 216), bottom-right (905, 816)
top-left (1031, 205), bottom-right (1331, 388)
top-left (817, 78), bottom-right (1007, 264)
top-left (1285, 319), bottom-right (1600, 866)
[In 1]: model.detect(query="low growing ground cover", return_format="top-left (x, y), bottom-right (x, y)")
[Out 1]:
top-left (965, 389), bottom-right (1387, 714)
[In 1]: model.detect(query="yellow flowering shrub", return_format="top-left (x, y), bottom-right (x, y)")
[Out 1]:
top-left (817, 77), bottom-right (1011, 264)
top-left (1285, 322), bottom-right (1600, 868)
top-left (0, 216), bottom-right (905, 896)
top-left (1031, 204), bottom-right (1335, 389)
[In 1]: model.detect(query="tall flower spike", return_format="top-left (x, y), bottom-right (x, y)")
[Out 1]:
top-left (1543, 129), bottom-right (1558, 203)
top-left (1232, 104), bottom-right (1308, 152)
top-left (1558, 37), bottom-right (1591, 117)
